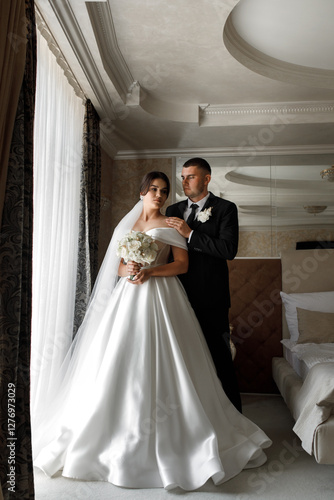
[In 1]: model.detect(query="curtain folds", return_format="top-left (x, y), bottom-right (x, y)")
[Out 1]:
top-left (0, 0), bottom-right (27, 222)
top-left (0, 1), bottom-right (36, 499)
top-left (30, 29), bottom-right (85, 447)
top-left (73, 100), bottom-right (101, 336)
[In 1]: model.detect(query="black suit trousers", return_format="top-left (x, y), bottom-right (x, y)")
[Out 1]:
top-left (194, 307), bottom-right (242, 413)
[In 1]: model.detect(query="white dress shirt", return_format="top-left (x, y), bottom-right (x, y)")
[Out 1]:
top-left (183, 193), bottom-right (210, 241)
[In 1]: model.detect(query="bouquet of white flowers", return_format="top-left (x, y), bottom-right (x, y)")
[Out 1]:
top-left (117, 230), bottom-right (159, 279)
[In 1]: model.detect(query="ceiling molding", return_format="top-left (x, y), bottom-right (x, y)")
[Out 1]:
top-left (46, 0), bottom-right (116, 118)
top-left (86, 1), bottom-right (135, 104)
top-left (113, 144), bottom-right (334, 161)
top-left (126, 81), bottom-right (141, 107)
top-left (225, 171), bottom-right (334, 191)
top-left (223, 12), bottom-right (334, 90)
top-left (35, 7), bottom-right (85, 101)
top-left (86, 2), bottom-right (198, 122)
top-left (199, 101), bottom-right (334, 126)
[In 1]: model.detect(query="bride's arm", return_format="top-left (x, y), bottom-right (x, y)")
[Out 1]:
top-left (129, 246), bottom-right (188, 285)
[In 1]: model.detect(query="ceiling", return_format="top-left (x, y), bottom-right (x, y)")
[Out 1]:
top-left (35, 0), bottom-right (334, 160)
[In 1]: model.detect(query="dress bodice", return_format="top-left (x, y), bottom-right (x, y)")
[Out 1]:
top-left (144, 227), bottom-right (187, 266)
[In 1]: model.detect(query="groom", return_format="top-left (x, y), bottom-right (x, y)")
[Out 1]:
top-left (166, 157), bottom-right (241, 412)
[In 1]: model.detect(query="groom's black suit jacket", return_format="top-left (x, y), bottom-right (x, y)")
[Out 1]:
top-left (166, 192), bottom-right (238, 312)
top-left (166, 192), bottom-right (241, 411)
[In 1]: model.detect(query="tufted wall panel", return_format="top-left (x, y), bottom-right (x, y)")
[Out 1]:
top-left (227, 259), bottom-right (282, 394)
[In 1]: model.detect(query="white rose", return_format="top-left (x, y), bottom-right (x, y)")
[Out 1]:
top-left (120, 246), bottom-right (128, 259)
top-left (128, 251), bottom-right (138, 262)
top-left (141, 240), bottom-right (150, 249)
top-left (142, 248), bottom-right (157, 263)
top-left (128, 240), bottom-right (141, 252)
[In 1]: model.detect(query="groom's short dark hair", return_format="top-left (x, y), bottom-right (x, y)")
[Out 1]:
top-left (183, 157), bottom-right (211, 174)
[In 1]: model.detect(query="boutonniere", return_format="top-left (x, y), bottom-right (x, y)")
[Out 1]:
top-left (197, 206), bottom-right (213, 223)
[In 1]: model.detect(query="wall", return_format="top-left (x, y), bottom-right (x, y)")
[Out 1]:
top-left (98, 147), bottom-right (114, 266)
top-left (238, 228), bottom-right (334, 257)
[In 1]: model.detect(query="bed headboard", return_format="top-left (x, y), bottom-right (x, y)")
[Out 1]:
top-left (281, 248), bottom-right (334, 338)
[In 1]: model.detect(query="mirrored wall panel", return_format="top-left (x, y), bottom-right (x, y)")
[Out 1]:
top-left (174, 154), bottom-right (334, 257)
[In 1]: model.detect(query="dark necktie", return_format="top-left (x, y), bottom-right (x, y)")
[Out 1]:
top-left (186, 203), bottom-right (198, 227)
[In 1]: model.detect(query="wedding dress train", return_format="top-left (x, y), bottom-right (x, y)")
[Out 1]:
top-left (34, 227), bottom-right (271, 491)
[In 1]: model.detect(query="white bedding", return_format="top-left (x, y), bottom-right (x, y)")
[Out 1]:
top-left (282, 343), bottom-right (309, 380)
top-left (293, 362), bottom-right (334, 454)
top-left (279, 249), bottom-right (334, 463)
top-left (281, 339), bottom-right (334, 376)
top-left (280, 339), bottom-right (334, 458)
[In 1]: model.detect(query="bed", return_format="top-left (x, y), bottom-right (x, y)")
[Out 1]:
top-left (272, 248), bottom-right (334, 464)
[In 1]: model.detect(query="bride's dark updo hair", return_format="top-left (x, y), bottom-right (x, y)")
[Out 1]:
top-left (140, 171), bottom-right (170, 198)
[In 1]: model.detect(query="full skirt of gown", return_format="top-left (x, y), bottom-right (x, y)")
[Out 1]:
top-left (34, 228), bottom-right (271, 491)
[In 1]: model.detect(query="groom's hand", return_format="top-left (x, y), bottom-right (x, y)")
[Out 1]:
top-left (166, 217), bottom-right (191, 239)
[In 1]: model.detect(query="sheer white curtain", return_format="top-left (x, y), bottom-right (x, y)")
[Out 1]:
top-left (31, 29), bottom-right (85, 437)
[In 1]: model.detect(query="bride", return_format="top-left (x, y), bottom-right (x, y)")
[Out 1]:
top-left (33, 171), bottom-right (271, 491)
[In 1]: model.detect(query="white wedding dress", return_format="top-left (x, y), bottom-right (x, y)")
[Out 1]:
top-left (34, 227), bottom-right (271, 491)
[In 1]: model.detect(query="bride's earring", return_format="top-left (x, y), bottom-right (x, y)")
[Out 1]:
top-left (140, 195), bottom-right (144, 201)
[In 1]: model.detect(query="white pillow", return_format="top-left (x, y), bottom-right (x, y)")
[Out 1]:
top-left (280, 291), bottom-right (334, 341)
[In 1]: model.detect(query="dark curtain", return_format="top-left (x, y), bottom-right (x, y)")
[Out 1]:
top-left (0, 0), bottom-right (26, 222)
top-left (0, 1), bottom-right (36, 499)
top-left (73, 100), bottom-right (101, 336)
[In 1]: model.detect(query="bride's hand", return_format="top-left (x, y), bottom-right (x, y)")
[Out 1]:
top-left (127, 268), bottom-right (151, 285)
top-left (126, 261), bottom-right (142, 277)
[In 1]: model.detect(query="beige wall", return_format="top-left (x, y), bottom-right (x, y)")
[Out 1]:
top-left (98, 148), bottom-right (114, 265)
top-left (238, 228), bottom-right (334, 257)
